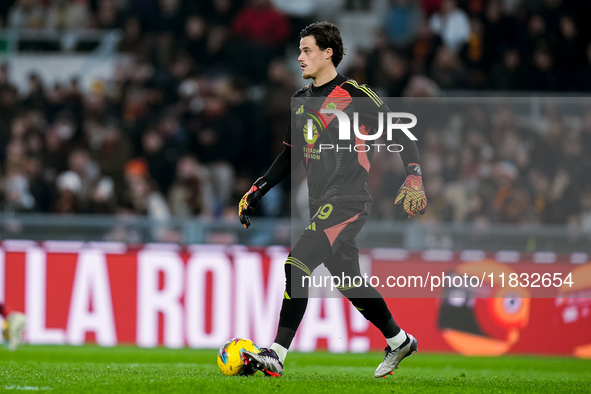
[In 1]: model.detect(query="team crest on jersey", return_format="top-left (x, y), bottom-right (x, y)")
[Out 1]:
top-left (298, 107), bottom-right (327, 143)
top-left (297, 107), bottom-right (327, 162)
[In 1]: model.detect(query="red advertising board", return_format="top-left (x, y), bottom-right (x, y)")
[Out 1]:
top-left (1, 242), bottom-right (589, 357)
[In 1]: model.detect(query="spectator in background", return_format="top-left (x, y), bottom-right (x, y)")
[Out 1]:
top-left (491, 161), bottom-right (520, 223)
top-left (2, 168), bottom-right (35, 213)
top-left (155, 0), bottom-right (184, 38)
top-left (402, 74), bottom-right (439, 96)
top-left (407, 19), bottom-right (442, 74)
top-left (7, 115), bottom-right (28, 146)
top-left (501, 0), bottom-right (522, 15)
top-left (149, 0), bottom-right (184, 68)
top-left (182, 14), bottom-right (208, 65)
top-left (520, 13), bottom-right (551, 62)
top-left (45, 0), bottom-right (89, 30)
top-left (166, 53), bottom-right (194, 102)
top-left (158, 112), bottom-right (187, 149)
top-left (459, 17), bottom-right (490, 89)
top-left (543, 168), bottom-right (580, 225)
top-left (120, 158), bottom-right (174, 240)
top-left (265, 58), bottom-right (298, 157)
top-left (53, 170), bottom-right (83, 213)
top-left (526, 117), bottom-right (562, 178)
top-left (523, 41), bottom-right (556, 91)
top-left (23, 73), bottom-right (47, 111)
top-left (366, 30), bottom-right (391, 87)
top-left (0, 62), bottom-right (12, 88)
top-left (205, 0), bottom-right (239, 26)
top-left (344, 48), bottom-right (370, 85)
top-left (371, 153), bottom-right (408, 220)
top-left (203, 25), bottom-right (234, 71)
top-left (0, 1), bottom-right (17, 26)
top-left (188, 96), bottom-right (240, 215)
top-left (42, 122), bottom-right (69, 182)
top-left (222, 77), bottom-right (268, 174)
top-left (90, 121), bottom-right (132, 199)
top-left (385, 0), bottom-right (423, 48)
top-left (421, 0), bottom-right (441, 16)
top-left (496, 125), bottom-right (529, 171)
top-left (420, 174), bottom-right (455, 222)
top-left (231, 0), bottom-right (291, 81)
top-left (118, 16), bottom-right (151, 62)
top-left (167, 154), bottom-right (214, 217)
top-left (555, 14), bottom-right (585, 91)
top-left (25, 155), bottom-right (52, 212)
top-left (430, 47), bottom-right (467, 89)
top-left (139, 126), bottom-right (177, 196)
top-left (380, 50), bottom-right (411, 96)
top-left (490, 48), bottom-right (524, 90)
top-left (46, 82), bottom-right (66, 125)
top-left (63, 77), bottom-right (84, 124)
top-left (4, 135), bottom-right (28, 177)
top-left (526, 167), bottom-right (550, 222)
top-left (87, 176), bottom-right (118, 214)
top-left (66, 148), bottom-right (101, 209)
top-left (90, 0), bottom-right (125, 29)
top-left (0, 75), bottom-right (20, 145)
top-left (538, 0), bottom-right (563, 38)
top-left (428, 0), bottom-right (470, 52)
top-left (47, 109), bottom-right (79, 146)
top-left (560, 127), bottom-right (588, 190)
top-left (481, 0), bottom-right (522, 61)
top-left (120, 65), bottom-right (156, 127)
top-left (7, 0), bottom-right (43, 29)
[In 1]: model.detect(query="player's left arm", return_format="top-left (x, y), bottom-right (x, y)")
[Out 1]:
top-left (343, 81), bottom-right (427, 218)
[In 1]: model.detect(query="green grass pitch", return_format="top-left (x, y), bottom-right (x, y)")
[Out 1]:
top-left (1, 345), bottom-right (590, 393)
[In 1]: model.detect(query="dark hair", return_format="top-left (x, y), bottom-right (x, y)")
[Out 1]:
top-left (300, 22), bottom-right (345, 67)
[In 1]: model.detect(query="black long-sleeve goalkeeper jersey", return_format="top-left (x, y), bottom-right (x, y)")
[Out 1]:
top-left (282, 73), bottom-right (420, 206)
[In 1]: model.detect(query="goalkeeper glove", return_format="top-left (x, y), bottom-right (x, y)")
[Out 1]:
top-left (394, 163), bottom-right (427, 218)
top-left (238, 177), bottom-right (271, 228)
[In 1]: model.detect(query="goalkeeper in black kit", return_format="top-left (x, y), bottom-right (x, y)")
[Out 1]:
top-left (238, 22), bottom-right (427, 377)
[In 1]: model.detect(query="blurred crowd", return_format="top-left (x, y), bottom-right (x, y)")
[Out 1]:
top-left (0, 0), bottom-right (590, 233)
top-left (366, 101), bottom-right (591, 232)
top-left (350, 0), bottom-right (591, 93)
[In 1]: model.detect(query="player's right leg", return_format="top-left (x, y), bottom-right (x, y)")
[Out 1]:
top-left (243, 231), bottom-right (332, 377)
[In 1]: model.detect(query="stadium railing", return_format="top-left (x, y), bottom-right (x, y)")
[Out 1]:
top-left (0, 213), bottom-right (588, 253)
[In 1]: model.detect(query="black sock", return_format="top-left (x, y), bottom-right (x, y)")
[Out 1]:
top-left (343, 288), bottom-right (401, 338)
top-left (373, 316), bottom-right (401, 339)
top-left (274, 326), bottom-right (299, 349)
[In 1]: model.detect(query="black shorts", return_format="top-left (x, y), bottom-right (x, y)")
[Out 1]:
top-left (302, 201), bottom-right (370, 253)
top-left (287, 201), bottom-right (371, 297)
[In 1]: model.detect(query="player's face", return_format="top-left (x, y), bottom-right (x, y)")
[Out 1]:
top-left (298, 36), bottom-right (333, 80)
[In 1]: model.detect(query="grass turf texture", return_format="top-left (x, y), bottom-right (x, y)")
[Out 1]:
top-left (1, 346), bottom-right (590, 393)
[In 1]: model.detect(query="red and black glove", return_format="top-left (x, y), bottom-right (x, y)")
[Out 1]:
top-left (238, 177), bottom-right (271, 228)
top-left (395, 163), bottom-right (427, 218)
